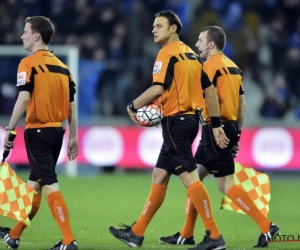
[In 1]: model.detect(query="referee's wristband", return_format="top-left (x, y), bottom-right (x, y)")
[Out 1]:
top-left (128, 101), bottom-right (138, 113)
top-left (5, 126), bottom-right (14, 131)
top-left (210, 117), bottom-right (222, 128)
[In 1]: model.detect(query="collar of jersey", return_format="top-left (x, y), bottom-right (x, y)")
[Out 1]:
top-left (164, 40), bottom-right (181, 48)
top-left (34, 49), bottom-right (51, 54)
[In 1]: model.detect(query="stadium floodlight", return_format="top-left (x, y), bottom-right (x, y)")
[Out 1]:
top-left (0, 45), bottom-right (79, 177)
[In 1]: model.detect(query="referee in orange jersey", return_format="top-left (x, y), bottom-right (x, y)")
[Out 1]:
top-left (159, 26), bottom-right (280, 249)
top-left (109, 11), bottom-right (229, 250)
top-left (0, 16), bottom-right (78, 250)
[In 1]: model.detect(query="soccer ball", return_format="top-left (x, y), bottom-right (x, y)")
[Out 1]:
top-left (136, 102), bottom-right (164, 127)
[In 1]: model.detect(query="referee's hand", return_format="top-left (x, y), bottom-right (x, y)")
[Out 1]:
top-left (67, 138), bottom-right (79, 161)
top-left (127, 106), bottom-right (140, 125)
top-left (4, 131), bottom-right (14, 151)
top-left (232, 142), bottom-right (240, 158)
top-left (212, 127), bottom-right (230, 149)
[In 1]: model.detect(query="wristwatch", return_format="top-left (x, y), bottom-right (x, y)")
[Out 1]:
top-left (5, 126), bottom-right (13, 131)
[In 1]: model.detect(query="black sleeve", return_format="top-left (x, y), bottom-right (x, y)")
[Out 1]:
top-left (201, 69), bottom-right (213, 89)
top-left (17, 81), bottom-right (34, 93)
top-left (69, 79), bottom-right (76, 102)
top-left (68, 70), bottom-right (76, 102)
top-left (163, 56), bottom-right (178, 90)
top-left (152, 82), bottom-right (164, 87)
top-left (152, 56), bottom-right (178, 90)
top-left (239, 85), bottom-right (244, 95)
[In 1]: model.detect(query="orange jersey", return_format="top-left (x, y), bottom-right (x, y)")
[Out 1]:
top-left (16, 50), bottom-right (76, 129)
top-left (203, 54), bottom-right (244, 122)
top-left (152, 41), bottom-right (211, 117)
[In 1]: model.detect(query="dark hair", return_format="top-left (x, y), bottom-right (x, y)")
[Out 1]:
top-left (155, 10), bottom-right (182, 34)
top-left (25, 16), bottom-right (55, 45)
top-left (201, 26), bottom-right (226, 51)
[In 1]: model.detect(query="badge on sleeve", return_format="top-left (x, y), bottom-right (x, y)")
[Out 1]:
top-left (153, 62), bottom-right (163, 74)
top-left (16, 72), bottom-right (26, 86)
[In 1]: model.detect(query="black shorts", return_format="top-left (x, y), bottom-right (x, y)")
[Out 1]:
top-left (156, 114), bottom-right (199, 175)
top-left (194, 121), bottom-right (239, 177)
top-left (25, 127), bottom-right (65, 186)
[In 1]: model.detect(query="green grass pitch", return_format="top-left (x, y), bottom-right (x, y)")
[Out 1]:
top-left (0, 172), bottom-right (299, 249)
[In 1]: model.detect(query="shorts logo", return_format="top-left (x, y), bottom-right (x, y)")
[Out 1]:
top-left (175, 165), bottom-right (182, 170)
top-left (16, 72), bottom-right (26, 86)
top-left (153, 62), bottom-right (162, 74)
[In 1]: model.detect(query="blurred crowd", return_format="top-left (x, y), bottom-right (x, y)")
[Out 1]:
top-left (0, 0), bottom-right (300, 120)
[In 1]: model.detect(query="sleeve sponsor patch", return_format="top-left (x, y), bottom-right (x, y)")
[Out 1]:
top-left (153, 62), bottom-right (162, 74)
top-left (16, 72), bottom-right (26, 86)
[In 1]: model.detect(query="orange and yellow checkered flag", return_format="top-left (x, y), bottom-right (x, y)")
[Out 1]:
top-left (220, 162), bottom-right (270, 216)
top-left (0, 162), bottom-right (36, 226)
